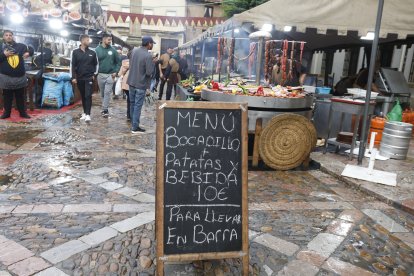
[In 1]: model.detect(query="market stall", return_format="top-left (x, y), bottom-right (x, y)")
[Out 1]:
top-left (0, 0), bottom-right (107, 109)
top-left (177, 0), bottom-right (414, 168)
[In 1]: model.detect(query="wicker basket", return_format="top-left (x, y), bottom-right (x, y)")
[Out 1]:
top-left (259, 114), bottom-right (317, 170)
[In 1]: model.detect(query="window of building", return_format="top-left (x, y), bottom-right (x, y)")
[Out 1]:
top-left (166, 11), bottom-right (176, 17)
top-left (143, 9), bottom-right (153, 15)
top-left (204, 6), bottom-right (213, 18)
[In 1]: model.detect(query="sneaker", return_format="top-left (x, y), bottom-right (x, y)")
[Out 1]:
top-left (80, 113), bottom-right (87, 120)
top-left (20, 113), bottom-right (31, 119)
top-left (85, 115), bottom-right (91, 122)
top-left (131, 127), bottom-right (146, 134)
top-left (102, 110), bottom-right (109, 118)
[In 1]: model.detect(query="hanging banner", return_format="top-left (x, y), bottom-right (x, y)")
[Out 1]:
top-left (107, 11), bottom-right (225, 28)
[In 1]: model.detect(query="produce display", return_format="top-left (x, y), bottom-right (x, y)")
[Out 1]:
top-left (201, 78), bottom-right (308, 99)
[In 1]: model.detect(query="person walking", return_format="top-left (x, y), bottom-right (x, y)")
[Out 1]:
top-left (0, 30), bottom-right (31, 119)
top-left (95, 33), bottom-right (121, 117)
top-left (150, 53), bottom-right (159, 93)
top-left (70, 34), bottom-right (98, 122)
top-left (127, 36), bottom-right (155, 134)
top-left (158, 47), bottom-right (173, 100)
top-left (178, 52), bottom-right (189, 81)
top-left (118, 53), bottom-right (130, 121)
top-left (164, 52), bottom-right (180, 101)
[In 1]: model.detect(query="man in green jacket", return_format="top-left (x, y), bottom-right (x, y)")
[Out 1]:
top-left (95, 34), bottom-right (121, 117)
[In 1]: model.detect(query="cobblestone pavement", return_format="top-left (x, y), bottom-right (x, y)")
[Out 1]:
top-left (1, 97), bottom-right (414, 276)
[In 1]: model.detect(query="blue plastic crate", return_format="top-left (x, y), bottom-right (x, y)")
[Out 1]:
top-left (316, 87), bottom-right (331, 94)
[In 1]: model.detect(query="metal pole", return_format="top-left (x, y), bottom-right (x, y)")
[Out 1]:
top-left (256, 38), bottom-right (264, 85)
top-left (200, 40), bottom-right (206, 79)
top-left (358, 0), bottom-right (384, 165)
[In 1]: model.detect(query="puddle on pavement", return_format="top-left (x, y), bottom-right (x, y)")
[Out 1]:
top-left (0, 175), bottom-right (10, 186)
top-left (0, 128), bottom-right (44, 147)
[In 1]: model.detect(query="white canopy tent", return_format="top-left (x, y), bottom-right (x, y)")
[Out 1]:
top-left (179, 0), bottom-right (414, 164)
top-left (232, 0), bottom-right (414, 39)
top-left (230, 0), bottom-right (414, 164)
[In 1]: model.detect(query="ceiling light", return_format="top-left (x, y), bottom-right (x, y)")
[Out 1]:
top-left (234, 28), bottom-right (240, 34)
top-left (284, 26), bottom-right (292, 32)
top-left (60, 30), bottom-right (69, 37)
top-left (10, 13), bottom-right (24, 24)
top-left (361, 32), bottom-right (375, 40)
top-left (261, 24), bottom-right (272, 32)
top-left (50, 19), bottom-right (63, 29)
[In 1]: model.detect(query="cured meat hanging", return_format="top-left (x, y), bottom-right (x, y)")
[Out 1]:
top-left (287, 41), bottom-right (295, 81)
top-left (300, 41), bottom-right (305, 63)
top-left (229, 38), bottom-right (235, 73)
top-left (281, 39), bottom-right (289, 84)
top-left (264, 41), bottom-right (271, 81)
top-left (216, 37), bottom-right (222, 74)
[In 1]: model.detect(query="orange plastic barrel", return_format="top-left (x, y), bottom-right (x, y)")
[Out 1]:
top-left (369, 117), bottom-right (386, 146)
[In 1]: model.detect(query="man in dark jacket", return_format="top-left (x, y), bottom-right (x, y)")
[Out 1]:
top-left (0, 30), bottom-right (31, 119)
top-left (70, 34), bottom-right (99, 122)
top-left (178, 53), bottom-right (188, 81)
top-left (127, 36), bottom-right (155, 134)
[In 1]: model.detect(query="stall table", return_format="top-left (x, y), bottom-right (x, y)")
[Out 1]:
top-left (176, 85), bottom-right (201, 101)
top-left (324, 97), bottom-right (376, 160)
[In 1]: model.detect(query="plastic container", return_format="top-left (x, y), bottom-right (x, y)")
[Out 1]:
top-left (303, 85), bottom-right (316, 93)
top-left (315, 87), bottom-right (331, 94)
top-left (347, 88), bottom-right (379, 99)
top-left (368, 117), bottom-right (386, 147)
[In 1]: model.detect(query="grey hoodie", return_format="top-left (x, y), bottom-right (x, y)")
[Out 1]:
top-left (127, 46), bottom-right (154, 90)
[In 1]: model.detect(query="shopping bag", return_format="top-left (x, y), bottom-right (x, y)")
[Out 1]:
top-left (114, 77), bottom-right (123, 96)
top-left (386, 100), bottom-right (403, 122)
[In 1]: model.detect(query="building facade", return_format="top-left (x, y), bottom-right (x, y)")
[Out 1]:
top-left (101, 0), bottom-right (224, 54)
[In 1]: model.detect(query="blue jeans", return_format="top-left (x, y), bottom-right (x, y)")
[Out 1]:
top-left (150, 78), bottom-right (156, 92)
top-left (129, 87), bottom-right (146, 130)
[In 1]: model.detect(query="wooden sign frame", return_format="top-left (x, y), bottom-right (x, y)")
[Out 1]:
top-left (156, 101), bottom-right (249, 276)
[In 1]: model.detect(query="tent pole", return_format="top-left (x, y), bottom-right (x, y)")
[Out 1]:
top-left (256, 38), bottom-right (264, 85)
top-left (358, 0), bottom-right (384, 165)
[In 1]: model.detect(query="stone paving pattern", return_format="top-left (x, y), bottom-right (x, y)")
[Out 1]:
top-left (0, 96), bottom-right (413, 275)
top-left (312, 139), bottom-right (414, 215)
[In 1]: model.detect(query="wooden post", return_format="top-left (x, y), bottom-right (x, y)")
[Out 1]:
top-left (156, 101), bottom-right (165, 276)
top-left (252, 118), bottom-right (263, 168)
top-left (241, 103), bottom-right (249, 276)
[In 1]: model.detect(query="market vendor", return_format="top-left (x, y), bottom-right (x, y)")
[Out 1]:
top-left (353, 67), bottom-right (380, 92)
top-left (164, 52), bottom-right (180, 101)
top-left (271, 50), bottom-right (306, 87)
top-left (34, 42), bottom-right (53, 67)
top-left (0, 30), bottom-right (31, 119)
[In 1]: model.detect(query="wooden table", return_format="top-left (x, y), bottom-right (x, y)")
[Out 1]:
top-left (323, 97), bottom-right (376, 160)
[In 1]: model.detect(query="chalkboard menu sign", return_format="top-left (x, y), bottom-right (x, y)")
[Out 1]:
top-left (156, 101), bottom-right (248, 276)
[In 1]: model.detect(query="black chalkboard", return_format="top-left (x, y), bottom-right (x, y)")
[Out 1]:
top-left (161, 107), bottom-right (243, 255)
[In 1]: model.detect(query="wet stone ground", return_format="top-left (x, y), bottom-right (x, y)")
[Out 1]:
top-left (0, 96), bottom-right (413, 276)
